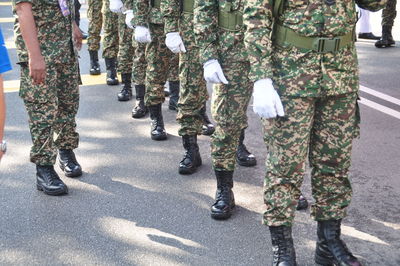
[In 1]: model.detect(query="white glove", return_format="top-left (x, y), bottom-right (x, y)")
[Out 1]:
top-left (124, 10), bottom-right (134, 29)
top-left (135, 26), bottom-right (152, 43)
top-left (252, 78), bottom-right (285, 118)
top-left (109, 0), bottom-right (124, 13)
top-left (165, 32), bottom-right (186, 53)
top-left (203, 59), bottom-right (228, 84)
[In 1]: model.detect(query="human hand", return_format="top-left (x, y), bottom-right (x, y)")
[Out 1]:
top-left (203, 59), bottom-right (228, 84)
top-left (28, 54), bottom-right (46, 85)
top-left (252, 78), bottom-right (284, 118)
top-left (72, 22), bottom-right (83, 51)
top-left (165, 32), bottom-right (186, 53)
top-left (124, 10), bottom-right (134, 29)
top-left (135, 26), bottom-right (152, 43)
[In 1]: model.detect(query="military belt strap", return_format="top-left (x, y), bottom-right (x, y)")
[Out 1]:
top-left (274, 24), bottom-right (355, 53)
top-left (181, 0), bottom-right (194, 13)
top-left (218, 3), bottom-right (243, 31)
top-left (152, 0), bottom-right (161, 8)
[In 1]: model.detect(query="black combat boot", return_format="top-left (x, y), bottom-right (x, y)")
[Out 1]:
top-left (132, 84), bottom-right (148, 118)
top-left (149, 103), bottom-right (167, 140)
top-left (296, 194), bottom-right (308, 211)
top-left (315, 219), bottom-right (363, 266)
top-left (105, 57), bottom-right (119, 85)
top-left (168, 81), bottom-right (180, 111)
top-left (117, 73), bottom-right (133, 101)
top-left (236, 129), bottom-right (257, 167)
top-left (211, 170), bottom-right (235, 220)
top-left (179, 135), bottom-right (202, 175)
top-left (269, 226), bottom-right (297, 266)
top-left (59, 149), bottom-right (82, 177)
top-left (375, 26), bottom-right (395, 48)
top-left (358, 32), bottom-right (380, 40)
top-left (89, 50), bottom-right (101, 75)
top-left (200, 103), bottom-right (215, 136)
top-left (36, 165), bottom-right (68, 196)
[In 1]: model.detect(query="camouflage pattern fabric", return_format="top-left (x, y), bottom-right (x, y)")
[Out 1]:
top-left (13, 0), bottom-right (77, 64)
top-left (132, 0), bottom-right (164, 26)
top-left (382, 0), bottom-right (397, 27)
top-left (262, 93), bottom-right (359, 226)
top-left (87, 0), bottom-right (103, 52)
top-left (13, 0), bottom-right (80, 166)
top-left (161, 0), bottom-right (208, 136)
top-left (168, 53), bottom-right (179, 82)
top-left (143, 23), bottom-right (176, 106)
top-left (102, 0), bottom-right (119, 58)
top-left (194, 0), bottom-right (252, 171)
top-left (132, 41), bottom-right (147, 85)
top-left (243, 0), bottom-right (385, 226)
top-left (117, 12), bottom-right (134, 73)
top-left (20, 61), bottom-right (80, 165)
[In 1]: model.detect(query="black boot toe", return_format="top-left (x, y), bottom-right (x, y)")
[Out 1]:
top-left (36, 165), bottom-right (68, 196)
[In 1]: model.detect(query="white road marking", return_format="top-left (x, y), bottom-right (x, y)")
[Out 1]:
top-left (359, 97), bottom-right (400, 120)
top-left (360, 85), bottom-right (400, 106)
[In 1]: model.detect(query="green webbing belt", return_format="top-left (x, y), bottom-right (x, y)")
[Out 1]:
top-left (182, 0), bottom-right (194, 13)
top-left (273, 24), bottom-right (354, 53)
top-left (152, 0), bottom-right (161, 8)
top-left (218, 3), bottom-right (243, 31)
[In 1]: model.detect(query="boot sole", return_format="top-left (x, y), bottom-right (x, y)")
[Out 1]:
top-left (117, 97), bottom-right (132, 102)
top-left (236, 158), bottom-right (257, 167)
top-left (179, 167), bottom-right (197, 175)
top-left (90, 71), bottom-right (101, 75)
top-left (211, 211), bottom-right (233, 220)
top-left (59, 163), bottom-right (83, 178)
top-left (107, 81), bottom-right (119, 86)
top-left (132, 113), bottom-right (147, 119)
top-left (151, 135), bottom-right (167, 141)
top-left (36, 183), bottom-right (68, 196)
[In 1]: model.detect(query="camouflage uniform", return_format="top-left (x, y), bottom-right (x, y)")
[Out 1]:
top-left (132, 0), bottom-right (178, 106)
top-left (161, 0), bottom-right (208, 136)
top-left (102, 0), bottom-right (119, 59)
top-left (382, 0), bottom-right (397, 27)
top-left (194, 0), bottom-right (252, 171)
top-left (244, 0), bottom-right (386, 226)
top-left (13, 0), bottom-right (80, 166)
top-left (117, 12), bottom-right (134, 74)
top-left (87, 0), bottom-right (103, 52)
top-left (132, 40), bottom-right (147, 85)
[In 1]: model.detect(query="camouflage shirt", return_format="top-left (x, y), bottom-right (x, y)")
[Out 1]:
top-left (13, 0), bottom-right (77, 64)
top-left (194, 0), bottom-right (248, 65)
top-left (132, 0), bottom-right (164, 26)
top-left (160, 0), bottom-right (179, 33)
top-left (243, 0), bottom-right (387, 84)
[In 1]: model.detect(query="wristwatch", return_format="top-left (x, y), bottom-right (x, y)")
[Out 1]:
top-left (0, 140), bottom-right (6, 154)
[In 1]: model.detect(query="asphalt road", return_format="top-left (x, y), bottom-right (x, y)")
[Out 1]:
top-left (1, 2), bottom-right (400, 265)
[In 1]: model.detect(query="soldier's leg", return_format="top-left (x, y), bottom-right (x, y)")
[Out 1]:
top-left (310, 93), bottom-right (362, 266)
top-left (102, 0), bottom-right (119, 85)
top-left (177, 15), bottom-right (208, 175)
top-left (376, 0), bottom-right (397, 47)
top-left (210, 60), bottom-right (252, 220)
top-left (262, 96), bottom-right (314, 227)
top-left (19, 65), bottom-right (68, 195)
top-left (144, 23), bottom-right (169, 140)
top-left (131, 41), bottom-right (148, 118)
top-left (167, 53), bottom-right (180, 111)
top-left (87, 0), bottom-right (102, 74)
top-left (117, 13), bottom-right (134, 101)
top-left (53, 61), bottom-right (82, 178)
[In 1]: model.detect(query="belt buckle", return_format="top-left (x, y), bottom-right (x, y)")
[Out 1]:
top-left (313, 37), bottom-right (340, 53)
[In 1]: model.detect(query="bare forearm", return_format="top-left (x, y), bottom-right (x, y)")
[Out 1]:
top-left (16, 3), bottom-right (42, 60)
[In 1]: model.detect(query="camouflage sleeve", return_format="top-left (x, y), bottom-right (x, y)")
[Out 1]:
top-left (13, 0), bottom-right (33, 5)
top-left (161, 0), bottom-right (179, 33)
top-left (243, 0), bottom-right (274, 81)
top-left (123, 0), bottom-right (132, 10)
top-left (193, 0), bottom-right (219, 64)
top-left (132, 0), bottom-right (149, 26)
top-left (355, 0), bottom-right (387, 12)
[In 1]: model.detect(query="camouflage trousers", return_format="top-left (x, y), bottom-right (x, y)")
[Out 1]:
top-left (117, 13), bottom-right (134, 74)
top-left (262, 92), bottom-right (360, 226)
top-left (102, 0), bottom-right (118, 58)
top-left (132, 41), bottom-right (147, 85)
top-left (144, 23), bottom-right (178, 106)
top-left (382, 0), bottom-right (397, 27)
top-left (211, 60), bottom-right (252, 171)
top-left (87, 0), bottom-right (102, 51)
top-left (177, 13), bottom-right (208, 136)
top-left (19, 61), bottom-right (80, 165)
